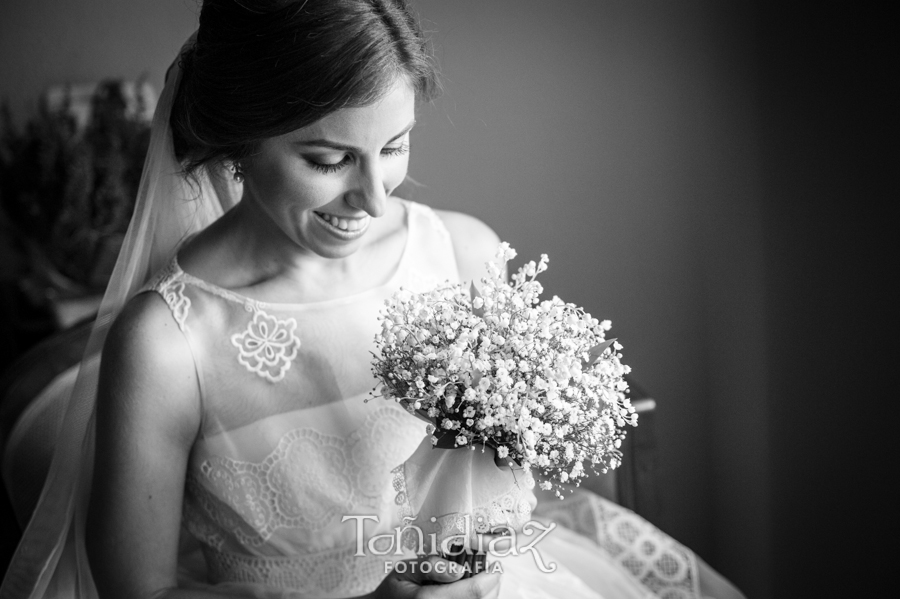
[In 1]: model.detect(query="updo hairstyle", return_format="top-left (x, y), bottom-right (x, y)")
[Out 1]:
top-left (171, 0), bottom-right (439, 175)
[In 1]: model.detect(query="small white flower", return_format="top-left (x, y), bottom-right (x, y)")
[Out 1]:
top-left (522, 429), bottom-right (535, 448)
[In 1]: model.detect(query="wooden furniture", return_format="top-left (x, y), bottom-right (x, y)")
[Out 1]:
top-left (615, 382), bottom-right (659, 521)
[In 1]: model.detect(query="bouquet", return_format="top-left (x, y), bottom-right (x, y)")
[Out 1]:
top-left (371, 243), bottom-right (636, 571)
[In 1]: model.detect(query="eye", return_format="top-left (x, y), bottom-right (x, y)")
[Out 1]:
top-left (381, 143), bottom-right (410, 158)
top-left (308, 154), bottom-right (352, 174)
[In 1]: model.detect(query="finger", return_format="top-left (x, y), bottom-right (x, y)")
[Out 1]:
top-left (417, 555), bottom-right (466, 584)
top-left (438, 571), bottom-right (502, 599)
top-left (484, 534), bottom-right (512, 555)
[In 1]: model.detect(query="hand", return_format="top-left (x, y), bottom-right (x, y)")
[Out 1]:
top-left (369, 555), bottom-right (501, 599)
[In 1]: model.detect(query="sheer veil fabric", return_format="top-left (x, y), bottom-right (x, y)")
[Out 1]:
top-left (0, 33), bottom-right (236, 599)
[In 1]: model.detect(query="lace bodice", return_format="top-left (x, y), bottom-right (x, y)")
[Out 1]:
top-left (147, 201), bottom-right (456, 596)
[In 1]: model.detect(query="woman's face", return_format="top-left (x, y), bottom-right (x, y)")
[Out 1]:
top-left (240, 79), bottom-right (416, 259)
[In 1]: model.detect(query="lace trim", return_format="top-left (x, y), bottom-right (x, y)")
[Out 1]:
top-left (185, 407), bottom-right (422, 547)
top-left (149, 260), bottom-right (191, 332)
top-left (201, 542), bottom-right (391, 596)
top-left (230, 308), bottom-right (301, 383)
top-left (182, 491), bottom-right (228, 551)
top-left (392, 464), bottom-right (534, 550)
top-left (534, 491), bottom-right (701, 599)
top-left (194, 428), bottom-right (354, 546)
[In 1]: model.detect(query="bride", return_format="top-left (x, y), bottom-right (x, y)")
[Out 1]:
top-left (2, 1), bottom-right (745, 598)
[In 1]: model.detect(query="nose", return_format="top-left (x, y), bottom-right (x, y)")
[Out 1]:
top-left (347, 161), bottom-right (388, 218)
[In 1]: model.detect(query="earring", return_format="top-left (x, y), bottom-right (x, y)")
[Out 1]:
top-left (232, 162), bottom-right (244, 184)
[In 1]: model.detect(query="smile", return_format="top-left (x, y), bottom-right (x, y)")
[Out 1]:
top-left (314, 211), bottom-right (370, 237)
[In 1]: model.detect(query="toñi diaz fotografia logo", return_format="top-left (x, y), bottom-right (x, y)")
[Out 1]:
top-left (342, 515), bottom-right (559, 575)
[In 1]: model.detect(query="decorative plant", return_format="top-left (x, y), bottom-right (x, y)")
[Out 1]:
top-left (0, 80), bottom-right (152, 292)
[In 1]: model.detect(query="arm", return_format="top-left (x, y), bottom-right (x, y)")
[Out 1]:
top-left (433, 209), bottom-right (502, 284)
top-left (86, 291), bottom-right (212, 599)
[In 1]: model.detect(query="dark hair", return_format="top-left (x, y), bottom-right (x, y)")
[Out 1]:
top-left (171, 0), bottom-right (439, 174)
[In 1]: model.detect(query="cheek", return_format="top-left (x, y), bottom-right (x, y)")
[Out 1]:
top-left (384, 155), bottom-right (411, 193)
top-left (253, 162), bottom-right (333, 214)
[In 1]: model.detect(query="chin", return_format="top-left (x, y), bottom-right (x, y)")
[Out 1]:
top-left (302, 234), bottom-right (365, 260)
top-left (296, 212), bottom-right (374, 260)
top-left (312, 244), bottom-right (361, 260)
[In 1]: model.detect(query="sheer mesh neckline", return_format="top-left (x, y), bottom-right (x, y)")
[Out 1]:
top-left (195, 391), bottom-right (375, 448)
top-left (172, 200), bottom-right (412, 311)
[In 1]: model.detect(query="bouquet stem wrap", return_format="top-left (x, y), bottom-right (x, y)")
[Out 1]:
top-left (393, 439), bottom-right (535, 556)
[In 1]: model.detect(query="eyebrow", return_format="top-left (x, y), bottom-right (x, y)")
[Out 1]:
top-left (294, 119), bottom-right (416, 153)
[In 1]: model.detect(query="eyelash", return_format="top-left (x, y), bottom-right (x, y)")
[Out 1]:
top-left (310, 143), bottom-right (410, 174)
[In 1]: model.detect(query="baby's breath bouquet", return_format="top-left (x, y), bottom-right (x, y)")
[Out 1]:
top-left (374, 243), bottom-right (636, 497)
top-left (372, 243), bottom-right (636, 570)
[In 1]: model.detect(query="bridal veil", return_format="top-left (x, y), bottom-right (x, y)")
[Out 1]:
top-left (0, 34), bottom-right (236, 599)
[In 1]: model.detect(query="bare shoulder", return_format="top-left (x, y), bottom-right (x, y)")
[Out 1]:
top-left (433, 209), bottom-right (501, 284)
top-left (98, 291), bottom-right (201, 445)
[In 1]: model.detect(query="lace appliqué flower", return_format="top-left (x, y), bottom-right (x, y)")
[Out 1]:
top-left (231, 309), bottom-right (301, 383)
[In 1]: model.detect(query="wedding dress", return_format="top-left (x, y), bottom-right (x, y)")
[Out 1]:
top-left (143, 199), bottom-right (722, 599)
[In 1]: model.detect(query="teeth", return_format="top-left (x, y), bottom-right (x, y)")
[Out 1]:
top-left (317, 212), bottom-right (367, 233)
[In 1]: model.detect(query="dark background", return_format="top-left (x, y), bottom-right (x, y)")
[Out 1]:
top-left (1, 1), bottom-right (894, 597)
top-left (755, 3), bottom-right (893, 596)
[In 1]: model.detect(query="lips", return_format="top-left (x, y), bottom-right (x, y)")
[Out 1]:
top-left (314, 211), bottom-right (370, 238)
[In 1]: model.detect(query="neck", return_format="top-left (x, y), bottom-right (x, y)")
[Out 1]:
top-left (218, 199), bottom-right (353, 291)
top-left (178, 196), bottom-right (407, 303)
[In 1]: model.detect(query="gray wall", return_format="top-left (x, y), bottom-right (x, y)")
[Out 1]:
top-left (0, 0), bottom-right (197, 119)
top-left (1, 1), bottom-right (786, 597)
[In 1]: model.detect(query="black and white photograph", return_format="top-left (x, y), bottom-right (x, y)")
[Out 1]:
top-left (0, 2), bottom-right (891, 598)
